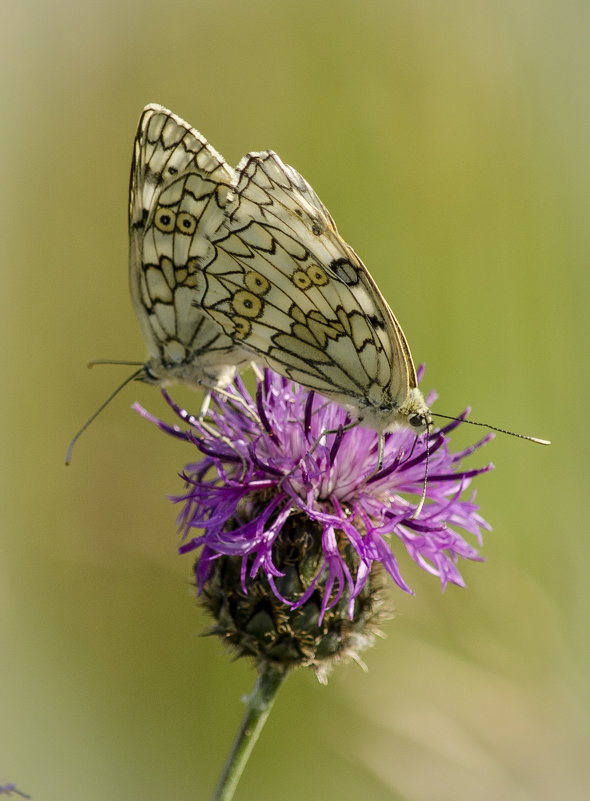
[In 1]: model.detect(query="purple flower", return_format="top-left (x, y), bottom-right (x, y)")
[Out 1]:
top-left (0, 784), bottom-right (30, 799)
top-left (135, 368), bottom-right (492, 675)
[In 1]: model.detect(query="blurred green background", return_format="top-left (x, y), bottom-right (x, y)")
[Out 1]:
top-left (2, 1), bottom-right (588, 799)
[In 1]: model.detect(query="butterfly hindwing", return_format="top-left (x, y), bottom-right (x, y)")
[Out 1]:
top-left (129, 104), bottom-right (248, 388)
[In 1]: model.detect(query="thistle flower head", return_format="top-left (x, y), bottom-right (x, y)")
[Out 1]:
top-left (135, 368), bottom-right (492, 680)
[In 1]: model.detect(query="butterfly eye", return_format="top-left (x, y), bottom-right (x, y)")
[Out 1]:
top-left (143, 365), bottom-right (159, 383)
top-left (409, 414), bottom-right (425, 429)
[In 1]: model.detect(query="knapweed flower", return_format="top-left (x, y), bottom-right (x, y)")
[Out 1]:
top-left (135, 368), bottom-right (492, 680)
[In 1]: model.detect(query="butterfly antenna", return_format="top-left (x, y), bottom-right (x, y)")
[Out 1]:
top-left (432, 413), bottom-right (550, 445)
top-left (65, 368), bottom-right (144, 465)
top-left (209, 384), bottom-right (260, 424)
top-left (411, 428), bottom-right (430, 520)
top-left (308, 420), bottom-right (358, 457)
top-left (377, 432), bottom-right (385, 472)
top-left (197, 392), bottom-right (249, 474)
top-left (87, 359), bottom-right (144, 368)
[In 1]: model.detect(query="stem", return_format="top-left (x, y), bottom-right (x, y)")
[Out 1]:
top-left (210, 662), bottom-right (288, 801)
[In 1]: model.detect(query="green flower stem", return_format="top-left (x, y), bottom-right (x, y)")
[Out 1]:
top-left (210, 662), bottom-right (288, 801)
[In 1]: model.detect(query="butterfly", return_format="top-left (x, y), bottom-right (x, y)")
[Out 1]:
top-left (66, 106), bottom-right (256, 465)
top-left (131, 103), bottom-right (431, 436)
top-left (67, 106), bottom-right (548, 467)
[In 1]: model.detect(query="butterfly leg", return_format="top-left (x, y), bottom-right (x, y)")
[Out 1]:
top-left (193, 385), bottom-right (252, 474)
top-left (198, 389), bottom-right (212, 419)
top-left (207, 384), bottom-right (260, 425)
top-left (307, 421), bottom-right (359, 459)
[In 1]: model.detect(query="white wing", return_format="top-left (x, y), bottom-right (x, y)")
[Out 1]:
top-left (199, 150), bottom-right (427, 431)
top-left (129, 104), bottom-right (249, 388)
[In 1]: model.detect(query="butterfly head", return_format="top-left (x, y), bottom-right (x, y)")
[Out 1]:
top-left (139, 355), bottom-right (239, 392)
top-left (356, 386), bottom-right (432, 436)
top-left (399, 387), bottom-right (432, 436)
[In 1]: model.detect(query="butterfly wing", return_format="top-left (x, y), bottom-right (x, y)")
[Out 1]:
top-left (129, 104), bottom-right (248, 388)
top-left (202, 150), bottom-right (422, 429)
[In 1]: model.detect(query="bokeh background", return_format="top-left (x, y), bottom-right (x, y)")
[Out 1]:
top-left (2, 1), bottom-right (588, 799)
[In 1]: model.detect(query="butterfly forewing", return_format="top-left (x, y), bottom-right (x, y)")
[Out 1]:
top-left (201, 149), bottom-right (425, 430)
top-left (129, 104), bottom-right (248, 389)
